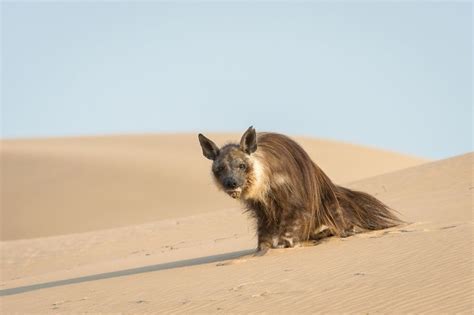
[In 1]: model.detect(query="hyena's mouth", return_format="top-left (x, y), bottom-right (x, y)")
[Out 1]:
top-left (226, 188), bottom-right (242, 199)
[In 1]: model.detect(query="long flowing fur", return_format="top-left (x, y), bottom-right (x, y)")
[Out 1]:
top-left (244, 132), bottom-right (402, 248)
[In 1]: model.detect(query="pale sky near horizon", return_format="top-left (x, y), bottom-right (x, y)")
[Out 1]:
top-left (1, 2), bottom-right (472, 159)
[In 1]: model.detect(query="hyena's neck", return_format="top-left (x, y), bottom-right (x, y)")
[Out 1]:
top-left (242, 152), bottom-right (269, 202)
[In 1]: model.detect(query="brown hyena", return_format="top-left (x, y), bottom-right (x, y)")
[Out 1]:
top-left (198, 126), bottom-right (402, 254)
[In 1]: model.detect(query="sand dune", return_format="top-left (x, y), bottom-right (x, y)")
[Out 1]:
top-left (1, 134), bottom-right (425, 240)
top-left (1, 139), bottom-right (471, 313)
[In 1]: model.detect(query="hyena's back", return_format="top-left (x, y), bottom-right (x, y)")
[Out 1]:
top-left (244, 132), bottom-right (401, 249)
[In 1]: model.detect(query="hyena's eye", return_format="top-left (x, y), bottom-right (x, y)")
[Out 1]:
top-left (215, 166), bottom-right (224, 173)
top-left (239, 163), bottom-right (247, 170)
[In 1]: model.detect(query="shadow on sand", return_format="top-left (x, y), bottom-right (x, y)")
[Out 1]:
top-left (0, 249), bottom-right (255, 297)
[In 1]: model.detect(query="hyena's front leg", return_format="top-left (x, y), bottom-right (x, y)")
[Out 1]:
top-left (256, 232), bottom-right (275, 255)
top-left (277, 215), bottom-right (307, 248)
top-left (255, 224), bottom-right (281, 255)
top-left (278, 229), bottom-right (301, 248)
top-left (257, 233), bottom-right (271, 249)
top-left (256, 228), bottom-right (298, 254)
top-left (279, 233), bottom-right (300, 248)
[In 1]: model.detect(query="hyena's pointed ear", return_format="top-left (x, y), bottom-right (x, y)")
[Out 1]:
top-left (198, 134), bottom-right (220, 160)
top-left (240, 126), bottom-right (257, 154)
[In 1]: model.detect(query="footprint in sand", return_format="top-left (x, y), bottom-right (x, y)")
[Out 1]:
top-left (229, 280), bottom-right (265, 292)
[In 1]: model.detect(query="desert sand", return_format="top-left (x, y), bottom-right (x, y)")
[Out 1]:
top-left (1, 134), bottom-right (472, 313)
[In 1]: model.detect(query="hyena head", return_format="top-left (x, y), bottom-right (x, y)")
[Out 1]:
top-left (198, 126), bottom-right (258, 199)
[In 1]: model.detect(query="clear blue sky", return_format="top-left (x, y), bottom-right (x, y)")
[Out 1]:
top-left (1, 2), bottom-right (472, 159)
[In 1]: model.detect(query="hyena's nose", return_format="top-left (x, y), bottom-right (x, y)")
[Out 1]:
top-left (224, 178), bottom-right (238, 189)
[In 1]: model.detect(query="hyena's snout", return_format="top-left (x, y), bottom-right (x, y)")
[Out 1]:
top-left (222, 176), bottom-right (243, 199)
top-left (223, 177), bottom-right (239, 190)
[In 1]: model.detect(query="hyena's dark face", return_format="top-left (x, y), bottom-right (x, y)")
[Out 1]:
top-left (198, 126), bottom-right (257, 199)
top-left (211, 147), bottom-right (249, 198)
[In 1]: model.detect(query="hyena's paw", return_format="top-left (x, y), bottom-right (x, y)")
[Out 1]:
top-left (310, 227), bottom-right (334, 241)
top-left (269, 235), bottom-right (298, 248)
top-left (278, 233), bottom-right (300, 248)
top-left (280, 238), bottom-right (301, 248)
top-left (257, 234), bottom-right (300, 252)
top-left (254, 241), bottom-right (272, 256)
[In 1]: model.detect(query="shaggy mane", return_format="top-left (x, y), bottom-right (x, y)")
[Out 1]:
top-left (245, 132), bottom-right (402, 245)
